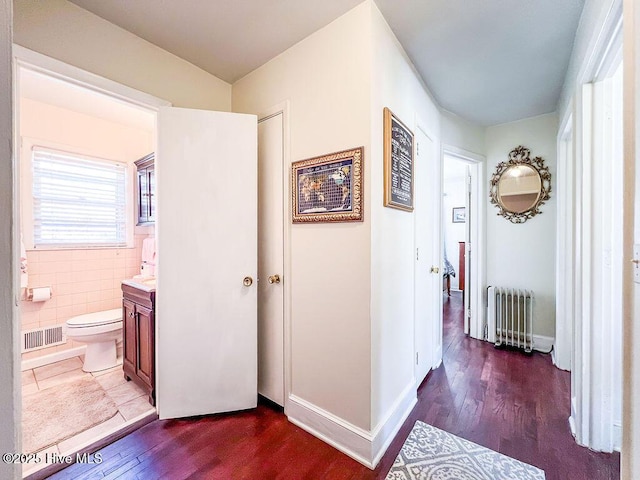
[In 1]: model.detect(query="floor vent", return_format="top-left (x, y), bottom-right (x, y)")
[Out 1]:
top-left (22, 325), bottom-right (66, 353)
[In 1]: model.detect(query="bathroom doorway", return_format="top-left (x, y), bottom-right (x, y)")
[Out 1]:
top-left (15, 49), bottom-right (160, 478)
top-left (14, 45), bottom-right (264, 477)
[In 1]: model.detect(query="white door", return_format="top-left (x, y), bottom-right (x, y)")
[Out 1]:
top-left (414, 126), bottom-right (440, 384)
top-left (156, 107), bottom-right (258, 419)
top-left (463, 166), bottom-right (471, 334)
top-left (257, 112), bottom-right (284, 406)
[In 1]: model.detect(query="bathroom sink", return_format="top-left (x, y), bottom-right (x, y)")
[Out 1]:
top-left (122, 276), bottom-right (156, 292)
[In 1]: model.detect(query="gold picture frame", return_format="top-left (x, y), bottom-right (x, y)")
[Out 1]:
top-left (489, 146), bottom-right (552, 224)
top-left (383, 107), bottom-right (414, 211)
top-left (292, 147), bottom-right (364, 223)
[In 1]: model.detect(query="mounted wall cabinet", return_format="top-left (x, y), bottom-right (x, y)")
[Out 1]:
top-left (135, 153), bottom-right (155, 225)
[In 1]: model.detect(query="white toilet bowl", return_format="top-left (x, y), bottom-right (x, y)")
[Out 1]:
top-left (66, 308), bottom-right (123, 372)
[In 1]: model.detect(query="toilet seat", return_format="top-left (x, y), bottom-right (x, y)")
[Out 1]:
top-left (66, 308), bottom-right (122, 328)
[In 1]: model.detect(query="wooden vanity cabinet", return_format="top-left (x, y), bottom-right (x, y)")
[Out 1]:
top-left (122, 283), bottom-right (156, 405)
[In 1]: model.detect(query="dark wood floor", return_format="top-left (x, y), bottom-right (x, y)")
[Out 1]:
top-left (49, 291), bottom-right (620, 479)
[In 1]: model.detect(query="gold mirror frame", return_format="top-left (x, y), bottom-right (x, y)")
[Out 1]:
top-left (489, 146), bottom-right (551, 224)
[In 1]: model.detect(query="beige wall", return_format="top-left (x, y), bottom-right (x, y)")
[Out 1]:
top-left (233, 2), bottom-right (373, 431)
top-left (369, 1), bottom-right (442, 432)
top-left (20, 98), bottom-right (152, 162)
top-left (485, 113), bottom-right (558, 338)
top-left (13, 0), bottom-right (231, 111)
top-left (19, 98), bottom-right (153, 361)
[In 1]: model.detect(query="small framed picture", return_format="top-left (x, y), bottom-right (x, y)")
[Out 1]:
top-left (452, 207), bottom-right (466, 223)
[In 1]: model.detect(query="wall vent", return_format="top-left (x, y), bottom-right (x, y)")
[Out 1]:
top-left (22, 325), bottom-right (66, 353)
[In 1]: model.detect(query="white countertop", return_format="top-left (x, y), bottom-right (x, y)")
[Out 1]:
top-left (122, 277), bottom-right (156, 292)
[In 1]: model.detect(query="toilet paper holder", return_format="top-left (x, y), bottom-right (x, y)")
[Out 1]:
top-left (27, 286), bottom-right (53, 302)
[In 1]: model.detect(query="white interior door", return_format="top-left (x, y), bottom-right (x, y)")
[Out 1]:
top-left (156, 107), bottom-right (258, 419)
top-left (414, 126), bottom-right (440, 384)
top-left (463, 166), bottom-right (471, 334)
top-left (257, 112), bottom-right (284, 406)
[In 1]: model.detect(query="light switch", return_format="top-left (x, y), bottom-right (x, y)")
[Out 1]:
top-left (634, 244), bottom-right (640, 284)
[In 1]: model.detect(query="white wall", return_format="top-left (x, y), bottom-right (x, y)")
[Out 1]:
top-left (13, 0), bottom-right (231, 111)
top-left (0, 0), bottom-right (19, 477)
top-left (558, 0), bottom-right (619, 120)
top-left (442, 174), bottom-right (466, 290)
top-left (369, 0), bottom-right (441, 444)
top-left (485, 113), bottom-right (558, 338)
top-left (233, 2), bottom-right (373, 435)
top-left (441, 110), bottom-right (486, 156)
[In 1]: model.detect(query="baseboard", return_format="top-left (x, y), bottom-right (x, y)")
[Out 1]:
top-left (533, 334), bottom-right (554, 353)
top-left (569, 396), bottom-right (577, 439)
top-left (286, 382), bottom-right (416, 469)
top-left (21, 346), bottom-right (86, 371)
top-left (569, 415), bottom-right (577, 438)
top-left (433, 346), bottom-right (443, 370)
top-left (370, 381), bottom-right (417, 467)
top-left (614, 423), bottom-right (622, 452)
top-left (287, 395), bottom-right (374, 468)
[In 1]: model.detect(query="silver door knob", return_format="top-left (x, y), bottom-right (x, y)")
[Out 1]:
top-left (268, 274), bottom-right (281, 284)
top-left (243, 276), bottom-right (253, 287)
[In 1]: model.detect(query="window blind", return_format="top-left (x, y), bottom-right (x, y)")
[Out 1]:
top-left (32, 148), bottom-right (127, 247)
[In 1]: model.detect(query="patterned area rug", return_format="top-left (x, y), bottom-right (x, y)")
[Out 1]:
top-left (386, 421), bottom-right (545, 480)
top-left (22, 377), bottom-right (118, 453)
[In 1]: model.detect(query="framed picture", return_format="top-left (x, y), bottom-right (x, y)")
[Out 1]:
top-left (383, 107), bottom-right (414, 211)
top-left (292, 147), bottom-right (363, 223)
top-left (452, 207), bottom-right (466, 223)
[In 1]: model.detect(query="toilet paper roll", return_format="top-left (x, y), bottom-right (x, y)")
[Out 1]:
top-left (31, 287), bottom-right (51, 302)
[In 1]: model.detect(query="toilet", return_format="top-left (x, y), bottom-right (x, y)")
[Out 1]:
top-left (66, 308), bottom-right (123, 372)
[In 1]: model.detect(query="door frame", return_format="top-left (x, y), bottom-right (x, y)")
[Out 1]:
top-left (560, 0), bottom-right (623, 452)
top-left (12, 44), bottom-right (168, 459)
top-left (14, 46), bottom-right (170, 113)
top-left (441, 145), bottom-right (485, 340)
top-left (555, 111), bottom-right (574, 373)
top-left (257, 102), bottom-right (291, 409)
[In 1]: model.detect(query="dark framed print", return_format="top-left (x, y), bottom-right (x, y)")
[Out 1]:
top-left (383, 107), bottom-right (414, 211)
top-left (452, 207), bottom-right (466, 223)
top-left (292, 147), bottom-right (363, 223)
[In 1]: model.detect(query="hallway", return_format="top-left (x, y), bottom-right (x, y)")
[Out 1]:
top-left (46, 292), bottom-right (620, 479)
top-left (411, 292), bottom-right (621, 480)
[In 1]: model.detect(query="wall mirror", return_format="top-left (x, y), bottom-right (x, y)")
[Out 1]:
top-left (489, 146), bottom-right (551, 223)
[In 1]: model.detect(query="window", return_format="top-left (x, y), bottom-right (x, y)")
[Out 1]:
top-left (32, 147), bottom-right (128, 248)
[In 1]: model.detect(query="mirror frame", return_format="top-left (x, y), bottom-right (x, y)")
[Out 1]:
top-left (489, 146), bottom-right (551, 224)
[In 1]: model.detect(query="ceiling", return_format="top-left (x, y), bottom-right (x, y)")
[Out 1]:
top-left (68, 0), bottom-right (585, 126)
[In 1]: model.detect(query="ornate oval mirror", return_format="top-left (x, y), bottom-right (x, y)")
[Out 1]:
top-left (490, 146), bottom-right (551, 223)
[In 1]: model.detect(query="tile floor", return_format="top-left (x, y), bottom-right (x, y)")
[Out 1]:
top-left (22, 356), bottom-right (155, 477)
